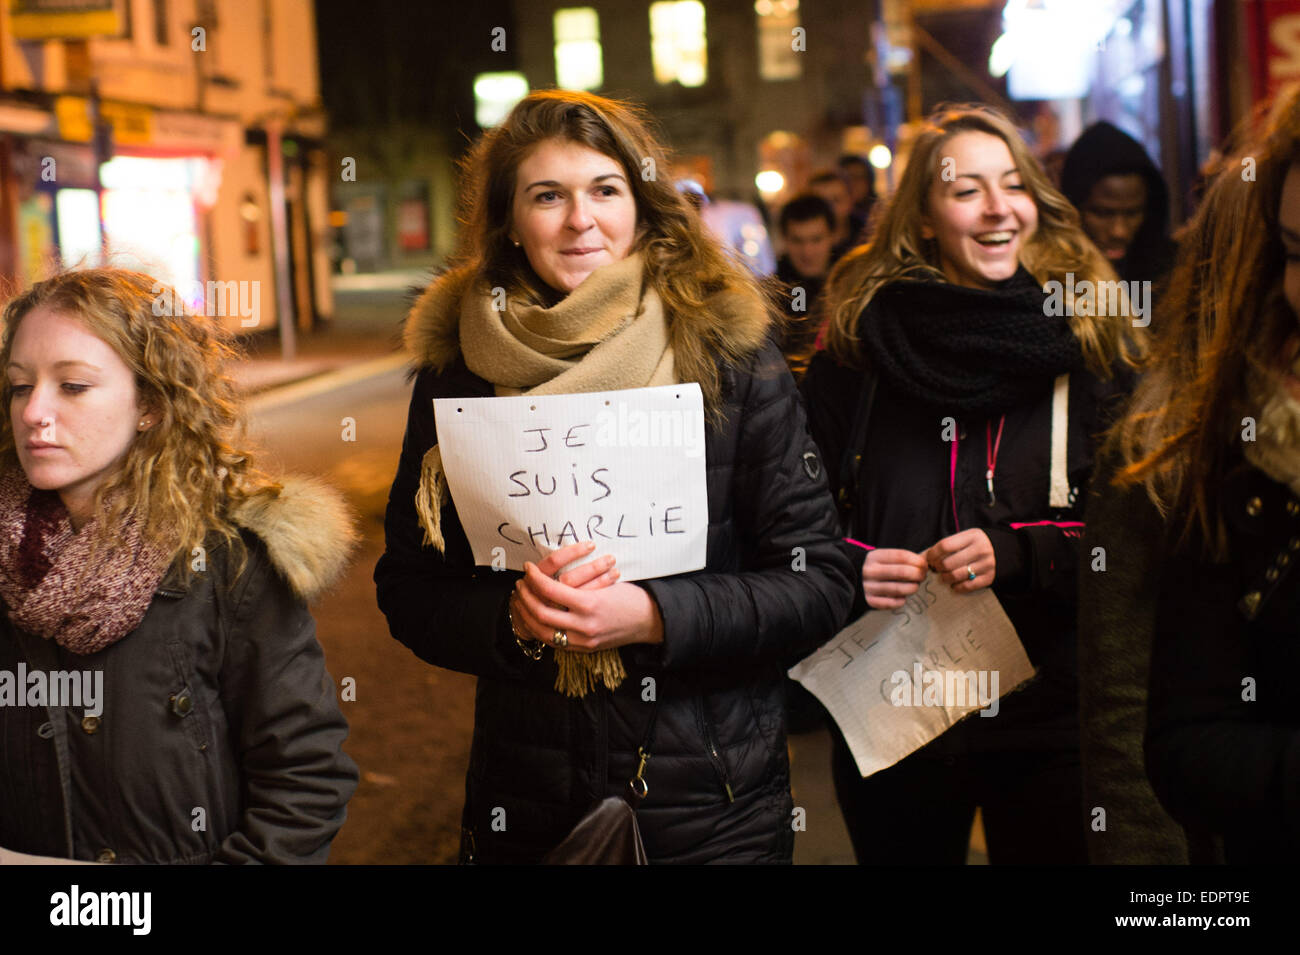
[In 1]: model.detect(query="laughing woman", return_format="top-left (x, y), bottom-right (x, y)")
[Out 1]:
top-left (374, 90), bottom-right (855, 864)
top-left (0, 269), bottom-right (359, 864)
top-left (801, 105), bottom-right (1143, 864)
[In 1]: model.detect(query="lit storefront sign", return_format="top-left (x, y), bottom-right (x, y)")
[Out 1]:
top-left (9, 0), bottom-right (122, 40)
top-left (1244, 0), bottom-right (1300, 103)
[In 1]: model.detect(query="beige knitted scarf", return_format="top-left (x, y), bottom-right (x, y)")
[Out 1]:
top-left (1244, 361), bottom-right (1300, 497)
top-left (415, 253), bottom-right (676, 697)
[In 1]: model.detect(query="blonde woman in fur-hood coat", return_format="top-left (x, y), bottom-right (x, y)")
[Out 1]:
top-left (0, 269), bottom-right (360, 864)
top-left (374, 91), bottom-right (855, 864)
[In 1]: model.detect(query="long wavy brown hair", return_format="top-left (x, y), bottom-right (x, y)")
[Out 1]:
top-left (0, 269), bottom-right (282, 584)
top-left (822, 104), bottom-right (1142, 378)
top-left (1111, 84), bottom-right (1300, 556)
top-left (440, 88), bottom-right (779, 416)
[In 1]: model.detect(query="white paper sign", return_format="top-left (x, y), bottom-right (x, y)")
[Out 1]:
top-left (433, 384), bottom-right (708, 581)
top-left (788, 573), bottom-right (1036, 778)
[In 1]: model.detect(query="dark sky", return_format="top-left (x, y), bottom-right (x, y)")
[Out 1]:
top-left (315, 0), bottom-right (517, 139)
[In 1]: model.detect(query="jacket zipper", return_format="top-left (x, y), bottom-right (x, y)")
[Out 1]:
top-left (698, 699), bottom-right (735, 804)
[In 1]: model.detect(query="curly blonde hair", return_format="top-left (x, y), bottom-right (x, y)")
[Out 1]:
top-left (822, 104), bottom-right (1143, 378)
top-left (0, 268), bottom-right (282, 584)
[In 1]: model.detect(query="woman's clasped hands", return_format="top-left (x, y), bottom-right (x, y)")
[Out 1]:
top-left (509, 541), bottom-right (665, 651)
top-left (861, 529), bottom-right (996, 610)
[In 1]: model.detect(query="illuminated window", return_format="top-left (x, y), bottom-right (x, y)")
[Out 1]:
top-left (650, 1), bottom-right (707, 87)
top-left (756, 0), bottom-right (801, 80)
top-left (474, 72), bottom-right (529, 128)
top-left (554, 8), bottom-right (603, 91)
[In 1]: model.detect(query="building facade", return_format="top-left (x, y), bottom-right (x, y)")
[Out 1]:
top-left (511, 0), bottom-right (879, 208)
top-left (0, 0), bottom-right (332, 334)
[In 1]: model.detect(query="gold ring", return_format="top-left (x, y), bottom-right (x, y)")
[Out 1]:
top-left (552, 630), bottom-right (568, 648)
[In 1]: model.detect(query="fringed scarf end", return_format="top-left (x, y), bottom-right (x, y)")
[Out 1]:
top-left (554, 647), bottom-right (626, 698)
top-left (415, 444), bottom-right (448, 553)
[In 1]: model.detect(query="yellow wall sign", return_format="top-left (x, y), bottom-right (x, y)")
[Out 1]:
top-left (55, 96), bottom-right (153, 146)
top-left (54, 95), bottom-right (92, 143)
top-left (99, 101), bottom-right (153, 146)
top-left (10, 0), bottom-right (122, 41)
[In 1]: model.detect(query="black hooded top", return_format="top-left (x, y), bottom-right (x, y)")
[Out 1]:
top-left (1060, 121), bottom-right (1178, 288)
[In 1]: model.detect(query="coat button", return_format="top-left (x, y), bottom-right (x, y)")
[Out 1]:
top-left (1290, 537), bottom-right (1300, 551)
top-left (1288, 500), bottom-right (1300, 517)
top-left (96, 848), bottom-right (116, 863)
top-left (1246, 497), bottom-right (1264, 517)
top-left (1266, 567), bottom-right (1280, 582)
top-left (1279, 553), bottom-right (1291, 568)
top-left (80, 715), bottom-right (101, 735)
top-left (170, 691), bottom-right (193, 717)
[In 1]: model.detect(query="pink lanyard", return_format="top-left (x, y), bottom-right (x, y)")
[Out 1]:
top-left (986, 415), bottom-right (1006, 506)
top-left (949, 415), bottom-right (1007, 531)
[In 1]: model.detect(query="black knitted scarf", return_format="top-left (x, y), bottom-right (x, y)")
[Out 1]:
top-left (859, 267), bottom-right (1082, 415)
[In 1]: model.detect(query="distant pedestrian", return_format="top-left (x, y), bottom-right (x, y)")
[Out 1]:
top-left (802, 104), bottom-right (1143, 865)
top-left (838, 153), bottom-right (878, 238)
top-left (0, 268), bottom-right (359, 864)
top-left (1060, 121), bottom-right (1178, 292)
top-left (810, 168), bottom-right (862, 260)
top-left (374, 89), bottom-right (855, 864)
top-left (775, 193), bottom-right (837, 379)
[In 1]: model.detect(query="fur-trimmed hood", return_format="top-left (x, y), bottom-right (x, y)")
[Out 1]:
top-left (402, 264), bottom-right (774, 404)
top-left (160, 475), bottom-right (359, 603)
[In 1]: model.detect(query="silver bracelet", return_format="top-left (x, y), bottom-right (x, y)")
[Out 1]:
top-left (508, 597), bottom-right (544, 661)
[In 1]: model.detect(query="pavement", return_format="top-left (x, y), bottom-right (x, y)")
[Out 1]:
top-left (228, 269), bottom-right (421, 398)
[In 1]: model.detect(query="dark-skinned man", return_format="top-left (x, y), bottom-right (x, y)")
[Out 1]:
top-left (1061, 121), bottom-right (1178, 296)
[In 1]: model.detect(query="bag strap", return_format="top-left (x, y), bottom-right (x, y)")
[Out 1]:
top-left (836, 368), bottom-right (879, 534)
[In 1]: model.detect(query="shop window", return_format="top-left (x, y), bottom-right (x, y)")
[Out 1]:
top-left (474, 72), bottom-right (529, 128)
top-left (55, 189), bottom-right (102, 270)
top-left (756, 0), bottom-right (801, 80)
top-left (649, 1), bottom-right (707, 87)
top-left (554, 8), bottom-right (603, 91)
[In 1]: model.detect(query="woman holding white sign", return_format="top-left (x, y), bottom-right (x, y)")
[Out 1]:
top-left (375, 90), bottom-right (856, 864)
top-left (802, 105), bottom-right (1143, 864)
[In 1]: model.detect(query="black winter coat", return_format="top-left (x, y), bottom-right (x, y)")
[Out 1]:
top-left (374, 340), bottom-right (856, 864)
top-left (801, 345), bottom-right (1128, 754)
top-left (1145, 463), bottom-right (1300, 862)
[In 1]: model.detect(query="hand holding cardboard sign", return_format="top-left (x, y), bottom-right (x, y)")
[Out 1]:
top-left (924, 529), bottom-right (995, 592)
top-left (862, 548), bottom-right (928, 610)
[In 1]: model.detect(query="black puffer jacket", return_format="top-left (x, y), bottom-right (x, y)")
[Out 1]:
top-left (375, 284), bottom-right (855, 864)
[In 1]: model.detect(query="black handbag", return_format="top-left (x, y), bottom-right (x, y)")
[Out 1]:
top-left (541, 706), bottom-right (657, 865)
